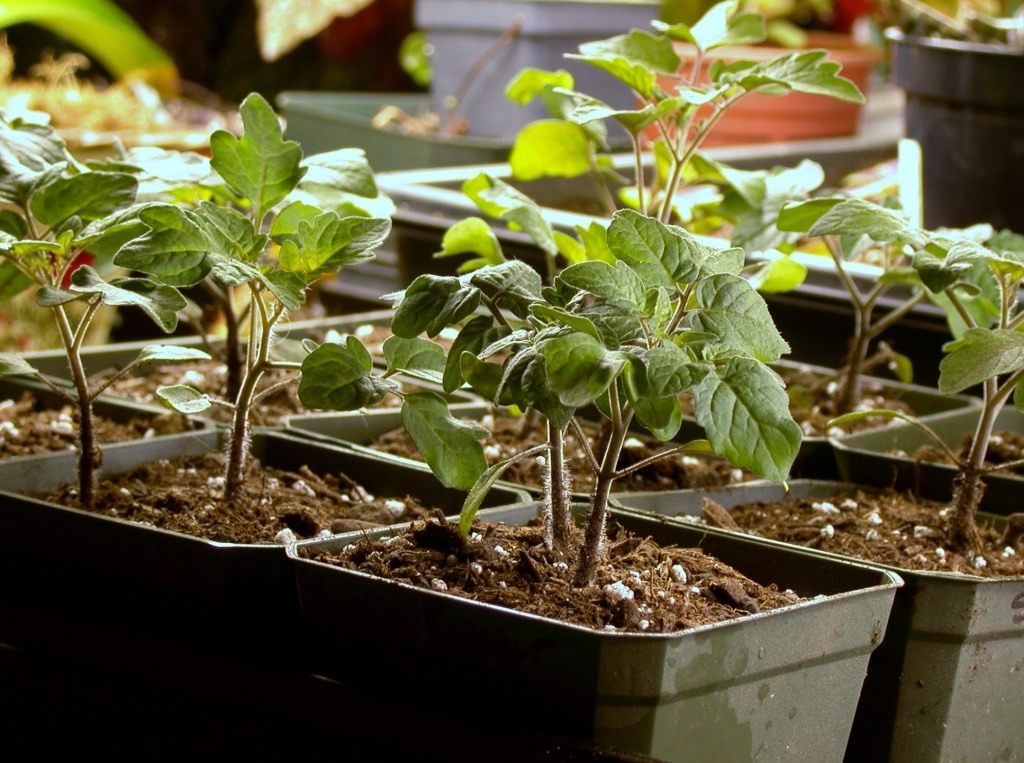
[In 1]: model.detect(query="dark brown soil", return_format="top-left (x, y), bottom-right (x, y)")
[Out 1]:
top-left (370, 413), bottom-right (751, 493)
top-left (714, 490), bottom-right (1024, 576)
top-left (777, 367), bottom-right (916, 438)
top-left (0, 391), bottom-right (196, 459)
top-left (913, 431), bottom-right (1024, 476)
top-left (304, 516), bottom-right (799, 633)
top-left (46, 451), bottom-right (437, 544)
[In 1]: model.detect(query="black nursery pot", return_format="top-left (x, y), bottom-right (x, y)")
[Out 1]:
top-left (0, 430), bottom-right (528, 630)
top-left (613, 480), bottom-right (1024, 763)
top-left (289, 502), bottom-right (900, 762)
top-left (889, 30), bottom-right (1024, 231)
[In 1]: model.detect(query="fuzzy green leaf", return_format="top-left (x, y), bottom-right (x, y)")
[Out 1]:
top-left (656, 2), bottom-right (766, 51)
top-left (156, 384), bottom-right (211, 414)
top-left (559, 260), bottom-right (647, 315)
top-left (939, 328), bottom-right (1024, 393)
top-left (462, 174), bottom-right (557, 256)
top-left (541, 333), bottom-right (624, 407)
top-left (391, 274), bottom-right (481, 338)
top-left (729, 50), bottom-right (864, 104)
top-left (469, 260), bottom-right (543, 318)
top-left (383, 335), bottom-right (446, 380)
top-left (435, 217), bottom-right (504, 266)
top-left (210, 93), bottom-right (306, 216)
top-left (443, 315), bottom-right (494, 393)
top-left (136, 345), bottom-right (212, 364)
top-left (298, 338), bottom-right (396, 410)
top-left (0, 352), bottom-right (40, 377)
top-left (63, 266), bottom-right (184, 333)
top-left (402, 393), bottom-right (488, 490)
top-left (459, 456), bottom-right (518, 536)
top-left (505, 68), bottom-right (574, 105)
top-left (747, 254), bottom-right (807, 294)
top-left (29, 171), bottom-right (137, 227)
top-left (693, 274), bottom-right (789, 361)
top-left (692, 357), bottom-right (800, 483)
top-left (300, 148), bottom-right (377, 199)
top-left (510, 120), bottom-right (592, 181)
top-left (277, 212), bottom-right (389, 281)
top-left (568, 30), bottom-right (680, 98)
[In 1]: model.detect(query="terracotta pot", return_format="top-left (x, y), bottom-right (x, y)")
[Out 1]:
top-left (656, 33), bottom-right (879, 147)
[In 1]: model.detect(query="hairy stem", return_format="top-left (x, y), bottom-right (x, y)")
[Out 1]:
top-left (836, 302), bottom-right (872, 415)
top-left (574, 384), bottom-right (628, 587)
top-left (547, 422), bottom-right (573, 551)
top-left (54, 304), bottom-right (98, 508)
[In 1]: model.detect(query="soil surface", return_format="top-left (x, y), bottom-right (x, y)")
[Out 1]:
top-left (0, 391), bottom-right (196, 459)
top-left (913, 431), bottom-right (1024, 476)
top-left (711, 490), bottom-right (1024, 576)
top-left (46, 451), bottom-right (436, 544)
top-left (370, 413), bottom-right (751, 493)
top-left (776, 366), bottom-right (917, 438)
top-left (304, 516), bottom-right (799, 633)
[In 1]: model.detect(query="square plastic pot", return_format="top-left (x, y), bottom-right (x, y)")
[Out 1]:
top-left (288, 500), bottom-right (899, 761)
top-left (0, 429), bottom-right (528, 627)
top-left (277, 92), bottom-right (514, 169)
top-left (833, 406), bottom-right (1023, 516)
top-left (612, 479), bottom-right (1024, 762)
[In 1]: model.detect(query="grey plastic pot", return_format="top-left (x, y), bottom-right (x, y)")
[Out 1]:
top-left (288, 500), bottom-right (899, 761)
top-left (833, 406), bottom-right (1024, 516)
top-left (612, 479), bottom-right (1024, 763)
top-left (0, 429), bottom-right (528, 624)
top-left (277, 92), bottom-right (513, 170)
top-left (417, 0), bottom-right (659, 139)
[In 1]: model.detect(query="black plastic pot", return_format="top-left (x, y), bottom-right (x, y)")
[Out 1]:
top-left (889, 30), bottom-right (1024, 231)
top-left (0, 430), bottom-right (528, 626)
top-left (612, 479), bottom-right (1024, 762)
top-left (833, 406), bottom-right (1023, 515)
top-left (288, 501), bottom-right (899, 761)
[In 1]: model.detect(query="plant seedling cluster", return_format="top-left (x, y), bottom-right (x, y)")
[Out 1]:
top-left (303, 208), bottom-right (801, 586)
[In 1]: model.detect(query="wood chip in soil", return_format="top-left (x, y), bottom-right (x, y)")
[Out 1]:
top-left (45, 451), bottom-right (438, 544)
top-left (0, 391), bottom-right (195, 459)
top-left (714, 490), bottom-right (1024, 576)
top-left (370, 412), bottom-right (751, 493)
top-left (912, 430), bottom-right (1024, 476)
top-left (304, 517), bottom-right (799, 633)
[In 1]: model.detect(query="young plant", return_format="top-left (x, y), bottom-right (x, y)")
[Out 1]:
top-left (303, 209), bottom-right (801, 586)
top-left (834, 229), bottom-right (1024, 553)
top-left (116, 93), bottom-right (390, 502)
top-left (0, 114), bottom-right (204, 507)
top-left (773, 196), bottom-right (941, 414)
top-left (506, 0), bottom-right (862, 224)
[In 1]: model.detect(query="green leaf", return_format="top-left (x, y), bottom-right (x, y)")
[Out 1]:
top-left (559, 260), bottom-right (647, 314)
top-left (298, 338), bottom-right (396, 410)
top-left (529, 303), bottom-right (602, 342)
top-left (576, 221), bottom-right (614, 264)
top-left (888, 352), bottom-right (914, 384)
top-left (510, 120), bottom-right (592, 182)
top-left (443, 315), bottom-right (494, 393)
top-left (136, 345), bottom-right (212, 364)
top-left (568, 30), bottom-right (680, 99)
top-left (300, 148), bottom-right (377, 199)
top-left (806, 197), bottom-right (922, 247)
top-left (30, 171), bottom-right (137, 227)
top-left (0, 352), bottom-right (40, 377)
top-left (210, 93), bottom-right (306, 217)
top-left (505, 68), bottom-right (574, 105)
top-left (277, 212), bottom-right (390, 281)
top-left (644, 344), bottom-right (709, 397)
top-left (462, 174), bottom-right (557, 256)
top-left (402, 393), bottom-right (488, 490)
top-left (747, 253), bottom-right (807, 294)
top-left (114, 202), bottom-right (266, 287)
top-left (270, 201), bottom-right (322, 239)
top-left (607, 209), bottom-right (726, 288)
top-left (399, 29), bottom-right (432, 87)
top-left (383, 336), bottom-right (446, 380)
top-left (776, 198), bottom-right (843, 233)
top-left (541, 333), bottom-right (624, 407)
top-left (469, 260), bottom-right (543, 318)
top-left (729, 49), bottom-right (864, 104)
top-left (459, 457), bottom-right (518, 536)
top-left (260, 268), bottom-right (307, 310)
top-left (692, 357), bottom-right (801, 483)
top-left (460, 352), bottom-right (513, 405)
top-left (391, 274), bottom-right (481, 338)
top-left (435, 217), bottom-right (503, 266)
top-left (939, 328), bottom-right (1024, 393)
top-left (693, 274), bottom-right (789, 362)
top-left (553, 230), bottom-right (586, 265)
top-left (65, 266), bottom-right (185, 333)
top-left (156, 385), bottom-right (211, 414)
top-left (655, 1), bottom-right (766, 51)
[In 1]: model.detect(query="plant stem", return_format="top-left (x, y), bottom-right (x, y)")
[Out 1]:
top-left (633, 137), bottom-right (646, 216)
top-left (208, 282), bottom-right (243, 403)
top-left (573, 383), bottom-right (628, 587)
top-left (547, 421), bottom-right (572, 551)
top-left (836, 302), bottom-right (872, 414)
top-left (54, 304), bottom-right (98, 508)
